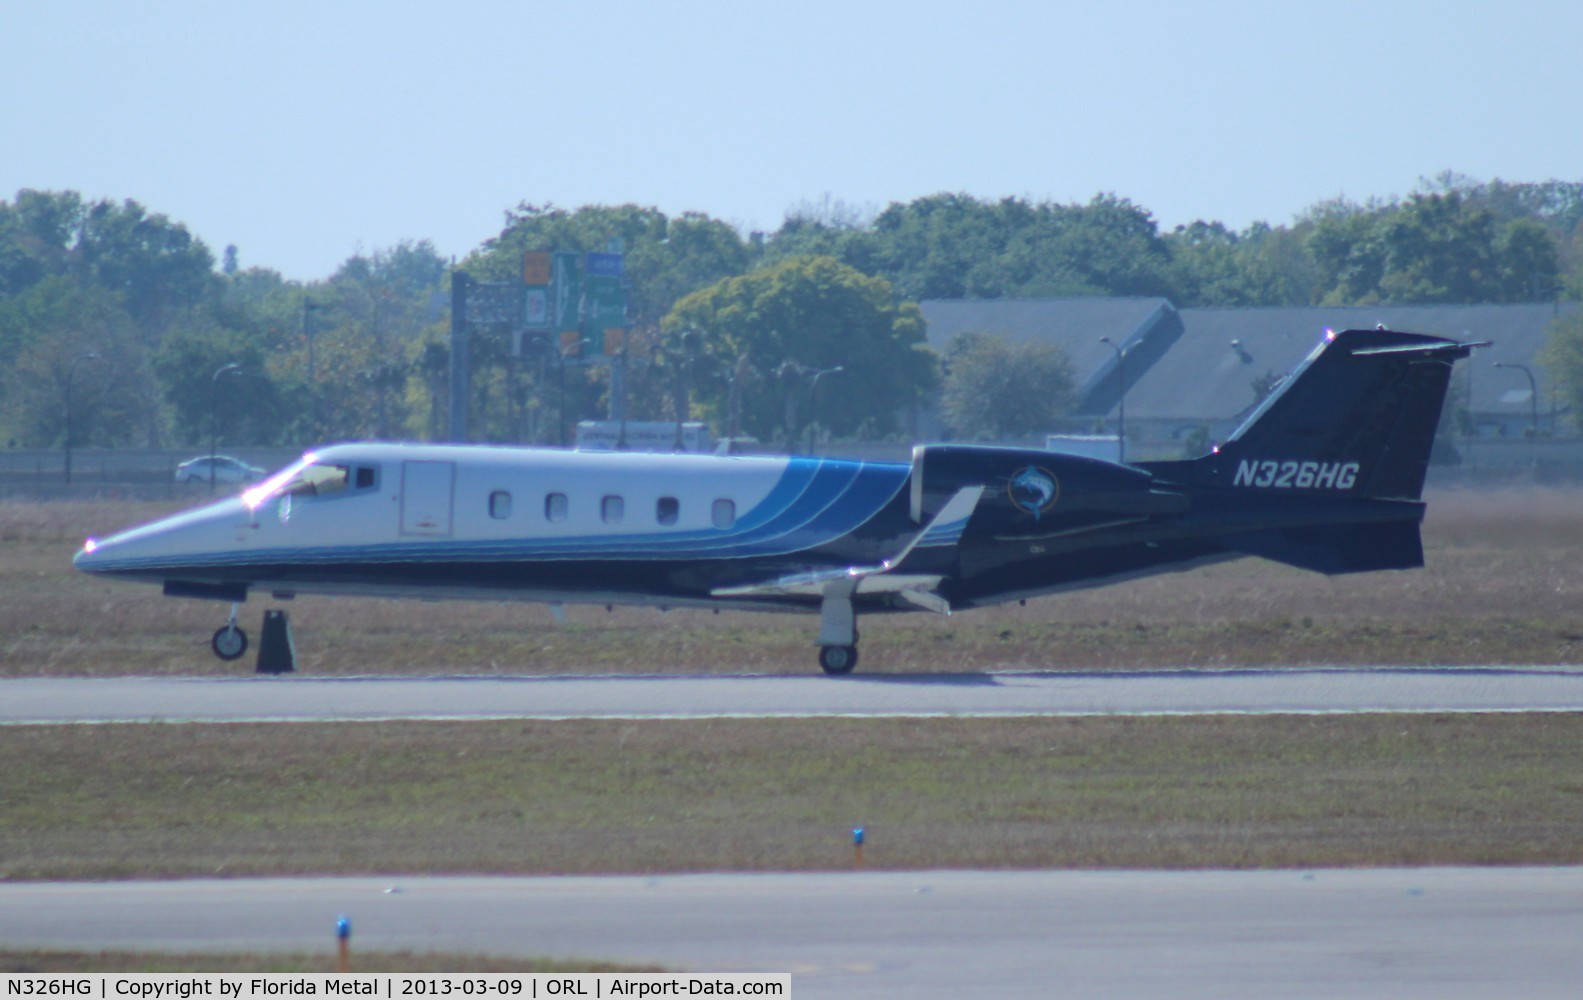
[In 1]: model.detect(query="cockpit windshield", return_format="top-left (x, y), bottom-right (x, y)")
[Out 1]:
top-left (290, 463), bottom-right (349, 496)
top-left (242, 452), bottom-right (378, 510)
top-left (242, 453), bottom-right (318, 510)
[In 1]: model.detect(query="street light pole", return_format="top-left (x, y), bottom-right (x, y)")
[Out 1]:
top-left (303, 298), bottom-right (320, 441)
top-left (557, 337), bottom-right (593, 448)
top-left (777, 362), bottom-right (801, 453)
top-left (1099, 337), bottom-right (1127, 463)
top-left (63, 351), bottom-right (99, 486)
top-left (778, 362), bottom-right (844, 455)
top-left (728, 353), bottom-right (752, 442)
top-left (807, 365), bottom-right (844, 454)
top-left (672, 330), bottom-right (697, 452)
top-left (209, 363), bottom-right (243, 492)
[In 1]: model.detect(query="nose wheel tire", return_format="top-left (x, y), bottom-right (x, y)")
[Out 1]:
top-left (212, 624), bottom-right (249, 661)
top-left (819, 645), bottom-right (858, 675)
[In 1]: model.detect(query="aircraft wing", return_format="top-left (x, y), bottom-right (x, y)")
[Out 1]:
top-left (710, 486), bottom-right (983, 613)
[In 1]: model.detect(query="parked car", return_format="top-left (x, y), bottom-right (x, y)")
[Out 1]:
top-left (175, 455), bottom-right (265, 485)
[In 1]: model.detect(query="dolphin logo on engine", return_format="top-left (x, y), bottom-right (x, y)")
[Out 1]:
top-left (1008, 466), bottom-right (1059, 517)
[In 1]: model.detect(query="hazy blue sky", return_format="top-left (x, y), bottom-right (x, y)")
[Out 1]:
top-left (6, 1), bottom-right (1580, 281)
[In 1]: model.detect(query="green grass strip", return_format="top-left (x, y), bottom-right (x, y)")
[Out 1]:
top-left (5, 715), bottom-right (1583, 879)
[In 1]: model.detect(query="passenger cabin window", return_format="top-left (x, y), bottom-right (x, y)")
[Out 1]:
top-left (355, 466), bottom-right (377, 490)
top-left (712, 498), bottom-right (736, 529)
top-left (489, 490), bottom-right (512, 519)
top-left (601, 495), bottom-right (624, 524)
top-left (288, 463), bottom-right (349, 497)
top-left (656, 496), bottom-right (679, 526)
top-left (545, 493), bottom-right (568, 522)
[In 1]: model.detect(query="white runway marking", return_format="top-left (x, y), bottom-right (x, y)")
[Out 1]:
top-left (4, 667), bottom-right (1583, 725)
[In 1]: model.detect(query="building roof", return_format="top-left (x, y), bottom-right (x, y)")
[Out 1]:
top-left (920, 297), bottom-right (1179, 413)
top-left (1121, 302), bottom-right (1580, 423)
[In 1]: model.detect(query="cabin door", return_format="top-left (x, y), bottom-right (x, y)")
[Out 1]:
top-left (400, 460), bottom-right (455, 536)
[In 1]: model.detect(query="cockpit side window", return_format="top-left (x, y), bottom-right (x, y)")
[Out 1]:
top-left (288, 463), bottom-right (350, 497)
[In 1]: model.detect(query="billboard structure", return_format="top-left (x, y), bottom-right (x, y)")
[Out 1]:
top-left (447, 250), bottom-right (631, 443)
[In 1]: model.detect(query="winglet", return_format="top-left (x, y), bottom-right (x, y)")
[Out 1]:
top-left (882, 485), bottom-right (983, 571)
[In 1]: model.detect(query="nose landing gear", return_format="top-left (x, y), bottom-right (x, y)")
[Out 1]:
top-left (211, 603), bottom-right (248, 660)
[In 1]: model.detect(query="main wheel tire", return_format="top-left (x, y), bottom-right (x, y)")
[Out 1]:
top-left (818, 645), bottom-right (858, 675)
top-left (211, 625), bottom-right (248, 661)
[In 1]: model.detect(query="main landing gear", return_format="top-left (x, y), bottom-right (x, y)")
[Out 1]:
top-left (818, 644), bottom-right (858, 675)
top-left (211, 603), bottom-right (248, 660)
top-left (817, 580), bottom-right (860, 676)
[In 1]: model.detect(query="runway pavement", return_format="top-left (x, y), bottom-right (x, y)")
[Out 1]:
top-left (4, 666), bottom-right (1583, 724)
top-left (10, 669), bottom-right (1583, 996)
top-left (5, 869), bottom-right (1582, 998)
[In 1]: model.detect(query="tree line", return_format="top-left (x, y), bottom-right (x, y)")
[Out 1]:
top-left (3, 172), bottom-right (1581, 454)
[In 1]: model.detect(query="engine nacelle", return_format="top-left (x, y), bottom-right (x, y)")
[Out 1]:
top-left (908, 444), bottom-right (1186, 536)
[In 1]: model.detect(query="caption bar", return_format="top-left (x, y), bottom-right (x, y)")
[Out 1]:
top-left (2, 976), bottom-right (788, 999)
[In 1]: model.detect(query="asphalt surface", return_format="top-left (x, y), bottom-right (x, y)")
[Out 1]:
top-left (5, 869), bottom-right (1583, 998)
top-left (4, 667), bottom-right (1583, 724)
top-left (11, 668), bottom-right (1583, 996)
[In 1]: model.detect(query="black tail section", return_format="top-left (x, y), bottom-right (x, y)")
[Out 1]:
top-left (1225, 519), bottom-right (1426, 575)
top-left (1196, 328), bottom-right (1476, 502)
top-left (1137, 328), bottom-right (1479, 576)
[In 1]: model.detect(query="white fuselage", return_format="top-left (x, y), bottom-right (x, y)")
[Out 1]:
top-left (75, 443), bottom-right (913, 608)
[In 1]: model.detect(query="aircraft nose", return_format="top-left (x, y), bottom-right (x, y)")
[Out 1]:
top-left (74, 537), bottom-right (104, 570)
top-left (71, 497), bottom-right (251, 576)
top-left (73, 525), bottom-right (145, 575)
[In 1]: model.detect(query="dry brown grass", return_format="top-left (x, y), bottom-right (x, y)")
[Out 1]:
top-left (4, 715), bottom-right (1582, 880)
top-left (4, 488), bottom-right (1583, 676)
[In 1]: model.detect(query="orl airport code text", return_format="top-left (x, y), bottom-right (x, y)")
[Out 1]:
top-left (3, 977), bottom-right (788, 999)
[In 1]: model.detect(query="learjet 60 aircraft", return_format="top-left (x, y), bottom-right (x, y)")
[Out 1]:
top-left (75, 328), bottom-right (1476, 674)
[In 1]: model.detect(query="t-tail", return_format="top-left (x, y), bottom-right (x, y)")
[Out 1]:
top-left (1149, 327), bottom-right (1480, 574)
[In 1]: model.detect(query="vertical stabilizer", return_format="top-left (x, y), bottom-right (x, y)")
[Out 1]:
top-left (1199, 329), bottom-right (1476, 502)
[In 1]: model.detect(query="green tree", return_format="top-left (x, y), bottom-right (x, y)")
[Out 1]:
top-left (465, 205), bottom-right (752, 439)
top-left (1, 280), bottom-right (159, 448)
top-left (855, 192), bottom-right (1174, 301)
top-left (0, 190), bottom-right (231, 444)
top-left (1540, 311), bottom-right (1583, 433)
top-left (665, 256), bottom-right (937, 444)
top-left (313, 241), bottom-right (449, 439)
top-left (1377, 192), bottom-right (1503, 303)
top-left (471, 203), bottom-right (749, 326)
top-left (0, 189), bottom-right (86, 294)
top-left (939, 331), bottom-right (1075, 440)
top-left (628, 212), bottom-right (753, 323)
top-left (866, 193), bottom-right (1013, 299)
top-left (0, 190), bottom-right (216, 329)
top-left (1163, 221), bottom-right (1294, 306)
top-left (1498, 218), bottom-right (1562, 301)
top-left (1035, 193), bottom-right (1175, 298)
top-left (1304, 197), bottom-right (1391, 305)
top-left (1304, 191), bottom-right (1562, 305)
top-left (153, 322), bottom-right (288, 447)
top-left (759, 195), bottom-right (883, 277)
